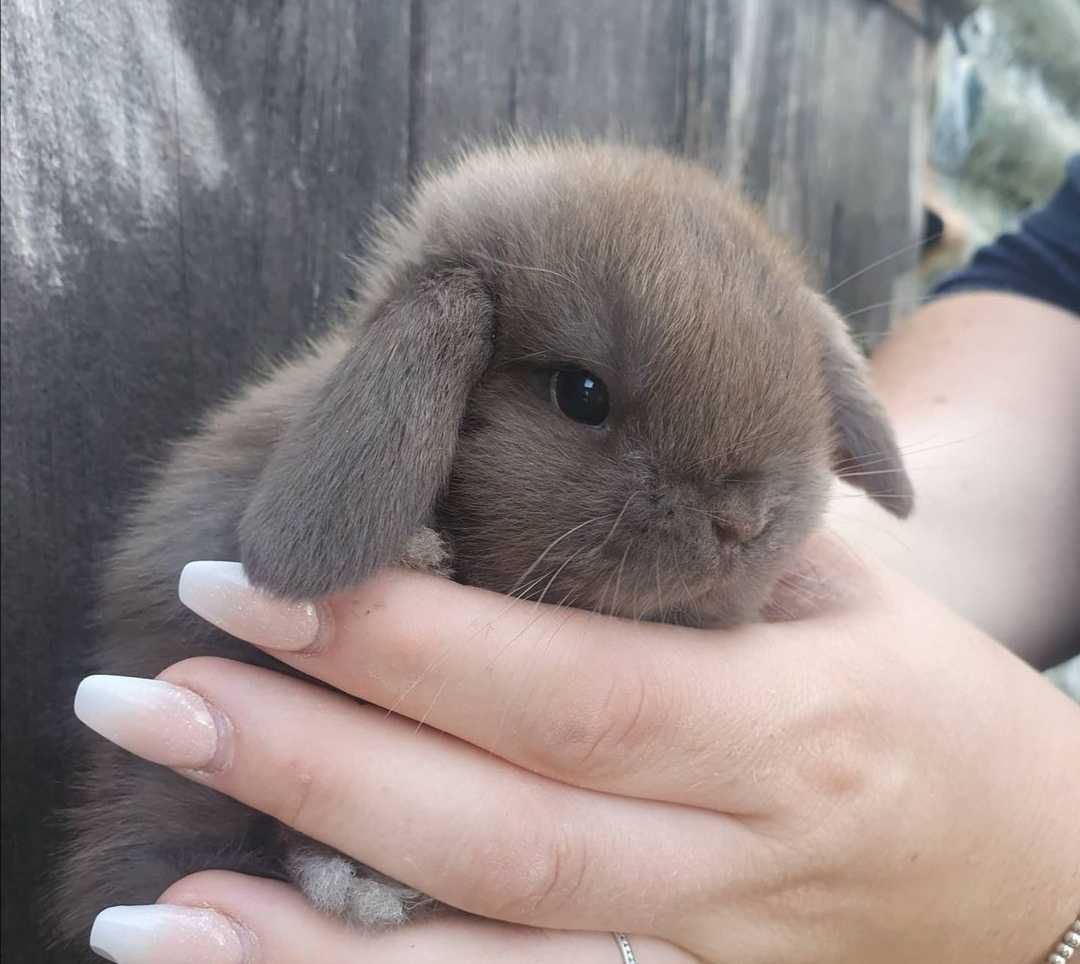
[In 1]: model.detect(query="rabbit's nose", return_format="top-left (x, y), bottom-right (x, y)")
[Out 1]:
top-left (711, 515), bottom-right (763, 545)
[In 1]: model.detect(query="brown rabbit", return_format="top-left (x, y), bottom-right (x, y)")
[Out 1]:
top-left (55, 139), bottom-right (912, 951)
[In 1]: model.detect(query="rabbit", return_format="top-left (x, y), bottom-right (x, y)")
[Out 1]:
top-left (53, 138), bottom-right (913, 952)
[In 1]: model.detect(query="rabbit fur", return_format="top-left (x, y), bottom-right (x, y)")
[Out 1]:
top-left (54, 139), bottom-right (913, 949)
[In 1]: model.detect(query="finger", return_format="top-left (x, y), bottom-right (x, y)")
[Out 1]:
top-left (176, 534), bottom-right (878, 812)
top-left (74, 664), bottom-right (750, 933)
top-left (88, 871), bottom-right (697, 964)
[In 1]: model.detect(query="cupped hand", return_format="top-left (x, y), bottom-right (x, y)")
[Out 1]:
top-left (76, 534), bottom-right (1080, 963)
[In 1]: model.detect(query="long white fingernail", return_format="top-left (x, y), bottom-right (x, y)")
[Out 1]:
top-left (90, 905), bottom-right (247, 963)
top-left (179, 561), bottom-right (321, 652)
top-left (74, 676), bottom-right (221, 769)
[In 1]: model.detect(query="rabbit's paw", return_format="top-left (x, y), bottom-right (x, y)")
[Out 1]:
top-left (401, 527), bottom-right (452, 576)
top-left (287, 846), bottom-right (433, 928)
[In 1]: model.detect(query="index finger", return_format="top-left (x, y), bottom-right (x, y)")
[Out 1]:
top-left (178, 533), bottom-right (878, 813)
top-left (114, 871), bottom-right (696, 964)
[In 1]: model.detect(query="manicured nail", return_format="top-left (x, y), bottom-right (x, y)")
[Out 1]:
top-left (179, 561), bottom-right (321, 652)
top-left (90, 905), bottom-right (248, 963)
top-left (74, 676), bottom-right (221, 770)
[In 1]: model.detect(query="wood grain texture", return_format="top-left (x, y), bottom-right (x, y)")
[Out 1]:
top-left (408, 0), bottom-right (520, 168)
top-left (685, 0), bottom-right (925, 338)
top-left (514, 0), bottom-right (688, 147)
top-left (1, 1), bottom-right (926, 959)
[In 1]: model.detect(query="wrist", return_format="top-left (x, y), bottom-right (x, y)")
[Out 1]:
top-left (1039, 913), bottom-right (1080, 964)
top-left (1005, 681), bottom-right (1080, 964)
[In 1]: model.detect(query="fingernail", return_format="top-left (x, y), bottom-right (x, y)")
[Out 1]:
top-left (90, 905), bottom-right (248, 963)
top-left (179, 561), bottom-right (321, 652)
top-left (74, 676), bottom-right (221, 770)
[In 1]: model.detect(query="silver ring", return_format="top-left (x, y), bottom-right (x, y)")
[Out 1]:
top-left (612, 933), bottom-right (637, 964)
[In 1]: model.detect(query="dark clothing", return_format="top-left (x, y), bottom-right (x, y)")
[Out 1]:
top-left (932, 156), bottom-right (1080, 316)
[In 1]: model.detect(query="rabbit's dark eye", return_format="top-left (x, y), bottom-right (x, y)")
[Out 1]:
top-left (551, 369), bottom-right (609, 426)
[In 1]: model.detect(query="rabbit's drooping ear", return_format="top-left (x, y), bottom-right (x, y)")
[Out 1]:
top-left (239, 269), bottom-right (494, 599)
top-left (815, 297), bottom-right (914, 518)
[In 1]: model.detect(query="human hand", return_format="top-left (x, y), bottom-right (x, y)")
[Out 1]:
top-left (76, 535), bottom-right (1080, 963)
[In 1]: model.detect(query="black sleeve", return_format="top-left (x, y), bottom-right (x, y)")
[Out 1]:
top-left (931, 155), bottom-right (1080, 317)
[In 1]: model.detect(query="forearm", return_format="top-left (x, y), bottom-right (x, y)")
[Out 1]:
top-left (826, 292), bottom-right (1080, 666)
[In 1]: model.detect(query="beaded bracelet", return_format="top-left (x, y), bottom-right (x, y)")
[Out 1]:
top-left (1046, 913), bottom-right (1080, 964)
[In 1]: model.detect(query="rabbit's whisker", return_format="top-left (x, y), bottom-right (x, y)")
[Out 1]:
top-left (488, 587), bottom-right (580, 760)
top-left (654, 552), bottom-right (667, 624)
top-left (833, 434), bottom-right (973, 474)
top-left (825, 233), bottom-right (940, 296)
top-left (609, 539), bottom-right (634, 618)
top-left (842, 295), bottom-right (934, 324)
top-left (508, 515), bottom-right (613, 597)
top-left (470, 252), bottom-right (589, 300)
top-left (382, 536), bottom-right (593, 724)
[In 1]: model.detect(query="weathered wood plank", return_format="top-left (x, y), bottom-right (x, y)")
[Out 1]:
top-left (686, 0), bottom-right (925, 340)
top-left (407, 0), bottom-right (520, 168)
top-left (514, 0), bottom-right (687, 147)
top-left (2, 2), bottom-right (411, 959)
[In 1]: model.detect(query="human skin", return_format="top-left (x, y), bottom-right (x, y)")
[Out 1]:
top-left (827, 292), bottom-right (1080, 667)
top-left (77, 292), bottom-right (1080, 963)
top-left (78, 535), bottom-right (1080, 963)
